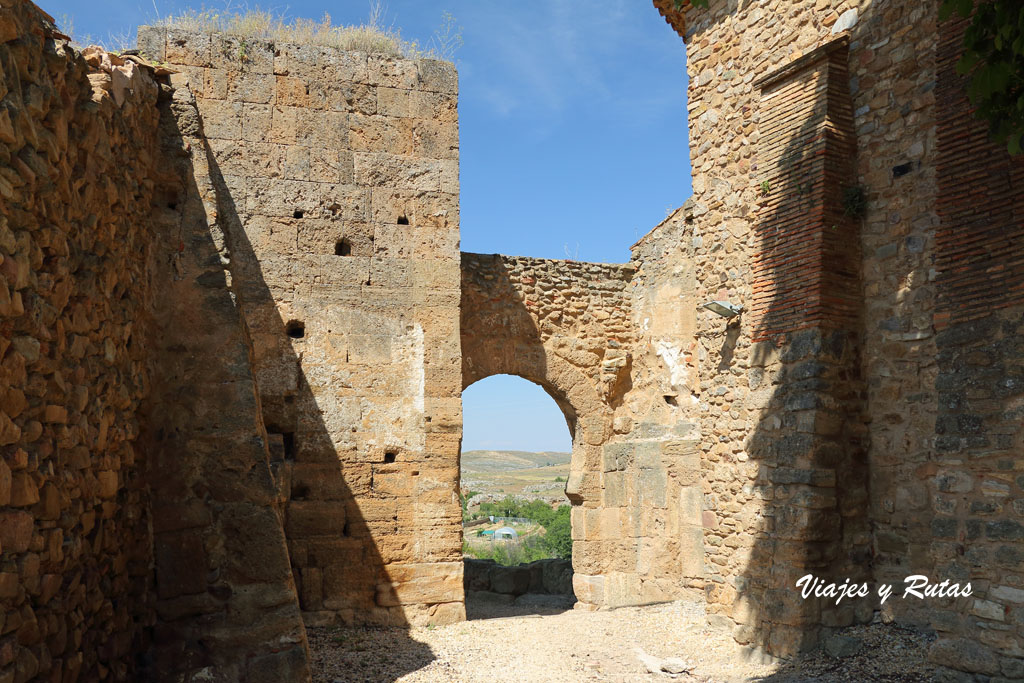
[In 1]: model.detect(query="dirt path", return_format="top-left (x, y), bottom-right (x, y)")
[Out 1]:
top-left (308, 600), bottom-right (939, 682)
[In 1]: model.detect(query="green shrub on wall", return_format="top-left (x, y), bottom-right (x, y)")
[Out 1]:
top-left (673, 0), bottom-right (1022, 155)
top-left (940, 1), bottom-right (1023, 155)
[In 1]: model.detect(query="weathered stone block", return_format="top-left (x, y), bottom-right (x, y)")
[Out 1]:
top-left (417, 60), bottom-right (458, 94)
top-left (637, 468), bottom-right (667, 508)
top-left (165, 28), bottom-right (212, 66)
top-left (0, 511), bottom-right (32, 553)
top-left (154, 531), bottom-right (208, 600)
top-left (930, 638), bottom-right (1000, 676)
top-left (137, 26), bottom-right (166, 61)
top-left (0, 460), bottom-right (11, 506)
top-left (378, 562), bottom-right (462, 606)
top-left (603, 442), bottom-right (632, 472)
top-left (286, 501), bottom-right (347, 538)
top-left (572, 573), bottom-right (605, 606)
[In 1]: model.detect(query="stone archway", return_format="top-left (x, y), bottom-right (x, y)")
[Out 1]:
top-left (460, 252), bottom-right (666, 609)
top-left (461, 362), bottom-right (603, 504)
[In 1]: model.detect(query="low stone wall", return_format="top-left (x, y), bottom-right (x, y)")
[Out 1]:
top-left (464, 558), bottom-right (574, 605)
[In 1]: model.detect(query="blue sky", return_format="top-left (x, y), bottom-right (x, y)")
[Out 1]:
top-left (49, 0), bottom-right (692, 452)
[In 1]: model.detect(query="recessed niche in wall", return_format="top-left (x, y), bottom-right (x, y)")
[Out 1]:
top-left (293, 209), bottom-right (304, 219)
top-left (384, 451), bottom-right (397, 463)
top-left (265, 427), bottom-right (296, 461)
top-left (285, 320), bottom-right (305, 339)
top-left (335, 239), bottom-right (352, 256)
top-left (397, 215), bottom-right (409, 225)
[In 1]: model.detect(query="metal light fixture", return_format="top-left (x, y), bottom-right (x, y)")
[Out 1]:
top-left (701, 300), bottom-right (742, 318)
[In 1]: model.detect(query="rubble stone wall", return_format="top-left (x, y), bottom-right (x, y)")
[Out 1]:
top-left (0, 5), bottom-right (165, 681)
top-left (139, 26), bottom-right (465, 629)
top-left (926, 14), bottom-right (1024, 676)
top-left (654, 0), bottom-right (1024, 675)
top-left (462, 252), bottom-right (705, 609)
top-left (0, 2), bottom-right (314, 681)
top-left (651, 0), bottom-right (875, 657)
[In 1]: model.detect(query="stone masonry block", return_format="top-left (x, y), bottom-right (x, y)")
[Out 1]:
top-left (366, 56), bottom-right (419, 89)
top-left (137, 26), bottom-right (166, 62)
top-left (165, 28), bottom-right (212, 66)
top-left (226, 71), bottom-right (275, 103)
top-left (211, 35), bottom-right (274, 73)
top-left (353, 152), bottom-right (444, 192)
top-left (603, 442), bottom-right (632, 472)
top-left (417, 60), bottom-right (458, 94)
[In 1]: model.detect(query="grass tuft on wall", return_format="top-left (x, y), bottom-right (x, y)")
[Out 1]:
top-left (151, 2), bottom-right (461, 60)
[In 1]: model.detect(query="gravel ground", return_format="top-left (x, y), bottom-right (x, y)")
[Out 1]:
top-left (309, 600), bottom-right (939, 683)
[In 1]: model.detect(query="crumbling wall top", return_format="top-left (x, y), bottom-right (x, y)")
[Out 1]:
top-left (136, 25), bottom-right (457, 93)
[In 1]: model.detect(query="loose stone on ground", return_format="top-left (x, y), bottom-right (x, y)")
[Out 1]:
top-left (309, 601), bottom-right (940, 682)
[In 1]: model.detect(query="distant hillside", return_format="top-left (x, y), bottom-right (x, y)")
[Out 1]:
top-left (461, 450), bottom-right (571, 473)
top-left (460, 450), bottom-right (572, 505)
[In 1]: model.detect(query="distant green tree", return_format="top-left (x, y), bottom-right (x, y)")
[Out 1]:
top-left (541, 506), bottom-right (573, 560)
top-left (522, 499), bottom-right (556, 527)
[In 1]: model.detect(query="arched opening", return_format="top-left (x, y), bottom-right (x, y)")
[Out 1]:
top-left (460, 374), bottom-right (578, 618)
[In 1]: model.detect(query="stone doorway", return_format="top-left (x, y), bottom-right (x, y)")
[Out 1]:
top-left (459, 374), bottom-right (578, 617)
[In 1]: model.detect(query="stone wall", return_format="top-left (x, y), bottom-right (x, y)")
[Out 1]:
top-left (0, 2), bottom-right (311, 680)
top-left (653, 0), bottom-right (1024, 675)
top-left (461, 253), bottom-right (632, 609)
top-left (926, 13), bottom-right (1024, 677)
top-left (847, 1), bottom-right (941, 636)
top-left (0, 5), bottom-right (163, 680)
top-left (462, 252), bottom-right (705, 610)
top-left (626, 213), bottom-right (706, 607)
top-left (650, 0), bottom-right (874, 656)
top-left (142, 53), bottom-right (309, 682)
top-left (464, 558), bottom-right (574, 606)
top-left (139, 26), bottom-right (465, 629)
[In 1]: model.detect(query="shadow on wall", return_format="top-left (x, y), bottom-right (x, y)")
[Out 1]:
top-left (144, 79), bottom-right (435, 679)
top-left (709, 39), bottom-right (871, 658)
top-left (141, 80), bottom-right (311, 680)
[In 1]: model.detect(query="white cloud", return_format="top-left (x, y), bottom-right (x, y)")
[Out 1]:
top-left (457, 0), bottom-right (681, 122)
